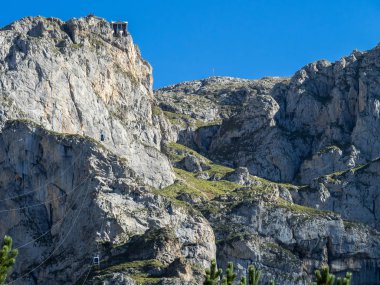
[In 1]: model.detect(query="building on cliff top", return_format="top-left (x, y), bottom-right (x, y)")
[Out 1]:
top-left (111, 21), bottom-right (128, 36)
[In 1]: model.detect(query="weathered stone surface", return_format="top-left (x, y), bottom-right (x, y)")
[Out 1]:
top-left (0, 121), bottom-right (214, 284)
top-left (156, 76), bottom-right (285, 123)
top-left (210, 95), bottom-right (299, 182)
top-left (298, 145), bottom-right (361, 184)
top-left (156, 77), bottom-right (286, 153)
top-left (205, 188), bottom-right (380, 285)
top-left (0, 15), bottom-right (174, 188)
top-left (157, 45), bottom-right (380, 186)
top-left (222, 167), bottom-right (252, 186)
top-left (175, 154), bottom-right (203, 172)
top-left (175, 154), bottom-right (210, 173)
top-left (293, 158), bottom-right (380, 231)
top-left (90, 274), bottom-right (136, 285)
top-left (1, 14), bottom-right (380, 285)
top-left (156, 45), bottom-right (380, 284)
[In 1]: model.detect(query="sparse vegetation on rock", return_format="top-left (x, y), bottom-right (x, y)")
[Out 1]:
top-left (203, 261), bottom-right (352, 285)
top-left (0, 236), bottom-right (18, 285)
top-left (0, 14), bottom-right (379, 285)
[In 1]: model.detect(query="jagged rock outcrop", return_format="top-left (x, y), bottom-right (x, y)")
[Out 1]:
top-left (195, 180), bottom-right (380, 285)
top-left (211, 48), bottom-right (380, 184)
top-left (157, 45), bottom-right (380, 185)
top-left (1, 14), bottom-right (380, 285)
top-left (156, 45), bottom-right (380, 284)
top-left (162, 142), bottom-right (380, 285)
top-left (210, 94), bottom-right (298, 181)
top-left (292, 158), bottom-right (380, 231)
top-left (156, 76), bottom-right (286, 153)
top-left (156, 76), bottom-right (285, 123)
top-left (222, 167), bottom-right (253, 186)
top-left (0, 120), bottom-right (214, 284)
top-left (175, 154), bottom-right (210, 173)
top-left (175, 155), bottom-right (203, 173)
top-left (0, 15), bottom-right (174, 188)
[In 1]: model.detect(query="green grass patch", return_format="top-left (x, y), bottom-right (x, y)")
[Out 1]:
top-left (70, 43), bottom-right (83, 49)
top-left (164, 142), bottom-right (207, 164)
top-left (165, 142), bottom-right (234, 176)
top-left (161, 107), bottom-right (222, 129)
top-left (325, 166), bottom-right (360, 183)
top-left (130, 274), bottom-right (161, 284)
top-left (162, 111), bottom-right (190, 128)
top-left (317, 145), bottom-right (341, 155)
top-left (277, 198), bottom-right (336, 217)
top-left (156, 168), bottom-right (240, 203)
top-left (193, 118), bottom-right (223, 128)
top-left (207, 163), bottom-right (235, 177)
top-left (96, 259), bottom-right (165, 275)
top-left (342, 220), bottom-right (374, 232)
top-left (152, 106), bottom-right (162, 116)
top-left (350, 164), bottom-right (367, 173)
top-left (94, 259), bottom-right (164, 284)
top-left (7, 119), bottom-right (109, 153)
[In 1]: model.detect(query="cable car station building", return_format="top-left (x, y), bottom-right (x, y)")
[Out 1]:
top-left (111, 21), bottom-right (128, 36)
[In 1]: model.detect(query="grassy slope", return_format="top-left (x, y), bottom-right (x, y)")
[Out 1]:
top-left (157, 142), bottom-right (335, 219)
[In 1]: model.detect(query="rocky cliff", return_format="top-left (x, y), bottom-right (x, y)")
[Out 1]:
top-left (156, 46), bottom-right (380, 284)
top-left (0, 120), bottom-right (214, 285)
top-left (0, 15), bottom-right (173, 188)
top-left (0, 15), bottom-right (379, 285)
top-left (157, 143), bottom-right (380, 285)
top-left (157, 47), bottom-right (380, 185)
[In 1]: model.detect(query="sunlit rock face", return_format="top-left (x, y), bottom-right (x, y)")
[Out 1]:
top-left (212, 51), bottom-right (380, 183)
top-left (0, 14), bottom-right (380, 285)
top-left (157, 46), bottom-right (380, 185)
top-left (0, 121), bottom-right (215, 284)
top-left (0, 15), bottom-right (174, 188)
top-left (156, 45), bottom-right (380, 284)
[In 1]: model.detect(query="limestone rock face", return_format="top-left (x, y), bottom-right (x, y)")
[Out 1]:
top-left (209, 95), bottom-right (299, 181)
top-left (155, 45), bottom-right (380, 284)
top-left (91, 274), bottom-right (136, 285)
top-left (203, 187), bottom-right (380, 285)
top-left (297, 144), bottom-right (361, 185)
top-left (0, 15), bottom-right (174, 188)
top-left (1, 14), bottom-right (380, 285)
top-left (156, 77), bottom-right (286, 153)
top-left (293, 158), bottom-right (380, 231)
top-left (175, 155), bottom-right (203, 172)
top-left (157, 46), bottom-right (380, 185)
top-left (0, 121), bottom-right (214, 285)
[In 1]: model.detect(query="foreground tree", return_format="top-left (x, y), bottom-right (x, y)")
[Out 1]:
top-left (312, 266), bottom-right (335, 285)
top-left (204, 261), bottom-right (274, 285)
top-left (0, 235), bottom-right (18, 285)
top-left (203, 259), bottom-right (352, 285)
top-left (248, 265), bottom-right (261, 285)
top-left (204, 259), bottom-right (223, 285)
top-left (222, 262), bottom-right (237, 285)
top-left (312, 266), bottom-right (352, 285)
top-left (336, 272), bottom-right (352, 285)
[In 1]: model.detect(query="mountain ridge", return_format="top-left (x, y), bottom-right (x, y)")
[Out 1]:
top-left (0, 15), bottom-right (379, 285)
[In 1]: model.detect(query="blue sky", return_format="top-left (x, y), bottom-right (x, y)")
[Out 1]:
top-left (1, 0), bottom-right (380, 88)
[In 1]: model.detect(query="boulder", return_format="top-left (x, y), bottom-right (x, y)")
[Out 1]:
top-left (223, 167), bottom-right (253, 186)
top-left (176, 154), bottom-right (204, 172)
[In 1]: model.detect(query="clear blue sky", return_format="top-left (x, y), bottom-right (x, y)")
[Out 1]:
top-left (1, 0), bottom-right (380, 88)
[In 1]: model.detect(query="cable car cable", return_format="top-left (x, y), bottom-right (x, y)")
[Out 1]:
top-left (6, 177), bottom-right (93, 285)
